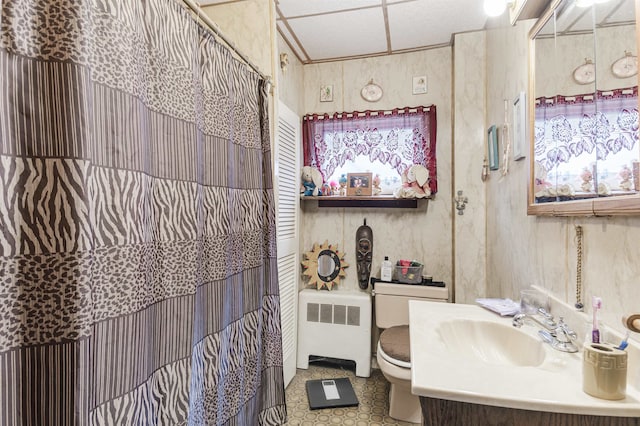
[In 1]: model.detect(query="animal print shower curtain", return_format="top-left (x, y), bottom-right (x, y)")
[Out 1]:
top-left (0, 0), bottom-right (286, 424)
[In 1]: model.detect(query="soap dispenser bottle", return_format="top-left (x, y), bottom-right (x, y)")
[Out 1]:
top-left (381, 256), bottom-right (393, 282)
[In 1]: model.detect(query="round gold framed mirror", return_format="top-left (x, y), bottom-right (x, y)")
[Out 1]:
top-left (301, 241), bottom-right (348, 290)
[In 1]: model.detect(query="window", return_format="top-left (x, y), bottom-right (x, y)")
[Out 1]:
top-left (302, 106), bottom-right (437, 196)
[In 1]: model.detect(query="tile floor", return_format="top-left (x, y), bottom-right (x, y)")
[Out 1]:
top-left (283, 358), bottom-right (417, 426)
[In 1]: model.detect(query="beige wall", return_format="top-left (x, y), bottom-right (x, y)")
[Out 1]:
top-left (201, 0), bottom-right (273, 76)
top-left (452, 31), bottom-right (487, 304)
top-left (276, 33), bottom-right (304, 116)
top-left (299, 49), bottom-right (454, 294)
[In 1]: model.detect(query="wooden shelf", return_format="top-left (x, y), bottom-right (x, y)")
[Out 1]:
top-left (300, 195), bottom-right (430, 208)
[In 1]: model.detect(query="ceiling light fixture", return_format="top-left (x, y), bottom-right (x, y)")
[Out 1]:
top-left (575, 0), bottom-right (610, 7)
top-left (483, 0), bottom-right (509, 17)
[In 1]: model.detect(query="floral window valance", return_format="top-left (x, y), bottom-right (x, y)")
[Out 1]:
top-left (302, 105), bottom-right (438, 194)
top-left (534, 86), bottom-right (638, 198)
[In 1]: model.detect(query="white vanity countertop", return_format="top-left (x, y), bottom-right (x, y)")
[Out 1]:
top-left (409, 301), bottom-right (640, 417)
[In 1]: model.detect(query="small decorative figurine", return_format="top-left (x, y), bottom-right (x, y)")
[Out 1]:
top-left (619, 165), bottom-right (632, 191)
top-left (533, 161), bottom-right (552, 197)
top-left (301, 166), bottom-right (323, 196)
top-left (329, 180), bottom-right (339, 195)
top-left (580, 167), bottom-right (593, 192)
top-left (394, 165), bottom-right (430, 198)
top-left (372, 174), bottom-right (382, 195)
top-left (338, 174), bottom-right (347, 196)
top-left (355, 219), bottom-right (373, 290)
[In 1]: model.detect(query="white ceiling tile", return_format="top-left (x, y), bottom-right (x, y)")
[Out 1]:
top-left (555, 0), bottom-right (633, 33)
top-left (599, 0), bottom-right (635, 24)
top-left (277, 0), bottom-right (381, 17)
top-left (387, 0), bottom-right (487, 50)
top-left (287, 8), bottom-right (388, 60)
top-left (554, 3), bottom-right (587, 33)
top-left (570, 12), bottom-right (596, 33)
top-left (205, 0), bottom-right (630, 64)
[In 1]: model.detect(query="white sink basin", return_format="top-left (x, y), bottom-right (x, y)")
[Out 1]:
top-left (437, 319), bottom-right (545, 367)
top-left (409, 301), bottom-right (640, 417)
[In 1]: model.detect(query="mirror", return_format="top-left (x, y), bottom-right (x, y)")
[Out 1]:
top-left (529, 0), bottom-right (639, 216)
top-left (317, 250), bottom-right (339, 281)
top-left (301, 241), bottom-right (349, 290)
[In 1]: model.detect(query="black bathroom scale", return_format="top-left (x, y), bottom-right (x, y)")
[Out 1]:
top-left (305, 378), bottom-right (359, 409)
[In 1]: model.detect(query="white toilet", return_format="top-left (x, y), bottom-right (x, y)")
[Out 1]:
top-left (374, 282), bottom-right (449, 424)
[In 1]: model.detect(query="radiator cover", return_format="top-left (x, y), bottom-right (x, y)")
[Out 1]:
top-left (297, 289), bottom-right (372, 377)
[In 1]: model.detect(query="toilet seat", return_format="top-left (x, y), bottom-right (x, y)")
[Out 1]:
top-left (378, 325), bottom-right (411, 369)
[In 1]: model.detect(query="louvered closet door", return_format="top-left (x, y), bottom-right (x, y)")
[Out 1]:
top-left (275, 102), bottom-right (300, 387)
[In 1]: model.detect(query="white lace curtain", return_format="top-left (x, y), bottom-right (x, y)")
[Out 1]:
top-left (302, 106), bottom-right (438, 194)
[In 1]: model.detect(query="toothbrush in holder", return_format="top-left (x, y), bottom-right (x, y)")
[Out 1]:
top-left (592, 296), bottom-right (602, 344)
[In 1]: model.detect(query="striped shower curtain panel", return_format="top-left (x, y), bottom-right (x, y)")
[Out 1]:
top-left (0, 0), bottom-right (286, 424)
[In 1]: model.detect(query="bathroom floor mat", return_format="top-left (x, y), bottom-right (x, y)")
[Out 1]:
top-left (305, 377), bottom-right (359, 410)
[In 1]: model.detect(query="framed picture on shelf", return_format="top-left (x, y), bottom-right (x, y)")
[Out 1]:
top-left (346, 173), bottom-right (373, 196)
top-left (488, 125), bottom-right (499, 171)
top-left (512, 91), bottom-right (526, 161)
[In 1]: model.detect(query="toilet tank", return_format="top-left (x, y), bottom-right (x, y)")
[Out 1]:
top-left (374, 282), bottom-right (448, 329)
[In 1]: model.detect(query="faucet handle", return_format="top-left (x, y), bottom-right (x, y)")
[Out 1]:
top-left (555, 317), bottom-right (577, 342)
top-left (538, 329), bottom-right (555, 344)
top-left (551, 318), bottom-right (580, 353)
top-left (512, 313), bottom-right (525, 328)
top-left (537, 308), bottom-right (557, 328)
top-left (537, 307), bottom-right (553, 319)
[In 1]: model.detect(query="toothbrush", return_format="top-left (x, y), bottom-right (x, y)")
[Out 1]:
top-left (617, 331), bottom-right (629, 350)
top-left (592, 296), bottom-right (602, 344)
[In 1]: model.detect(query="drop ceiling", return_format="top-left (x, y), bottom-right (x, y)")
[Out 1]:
top-left (197, 0), bottom-right (634, 64)
top-left (200, 0), bottom-right (491, 63)
top-left (275, 0), bottom-right (492, 63)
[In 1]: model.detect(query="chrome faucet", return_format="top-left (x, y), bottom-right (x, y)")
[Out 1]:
top-left (513, 309), bottom-right (579, 353)
top-left (512, 307), bottom-right (557, 332)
